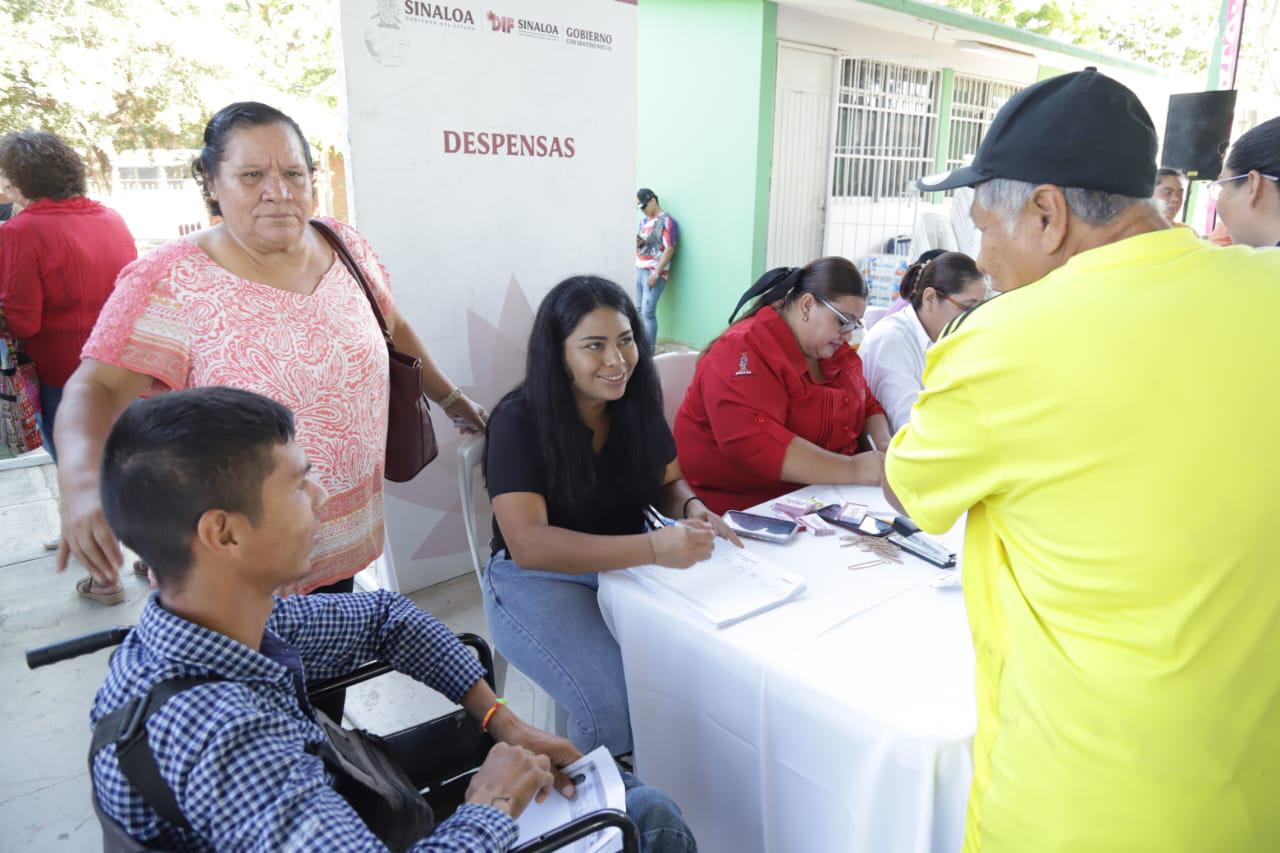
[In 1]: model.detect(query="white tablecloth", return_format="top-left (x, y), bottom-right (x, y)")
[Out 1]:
top-left (597, 485), bottom-right (975, 853)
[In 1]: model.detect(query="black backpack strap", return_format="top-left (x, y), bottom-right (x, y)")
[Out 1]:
top-left (90, 677), bottom-right (221, 833)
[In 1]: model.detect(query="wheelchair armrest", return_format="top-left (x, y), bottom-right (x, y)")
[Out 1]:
top-left (306, 632), bottom-right (497, 702)
top-left (510, 808), bottom-right (640, 853)
top-left (456, 632), bottom-right (497, 692)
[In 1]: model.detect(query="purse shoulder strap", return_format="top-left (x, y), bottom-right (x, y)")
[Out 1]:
top-left (310, 219), bottom-right (392, 341)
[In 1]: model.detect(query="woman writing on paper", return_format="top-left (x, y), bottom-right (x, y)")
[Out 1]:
top-left (859, 251), bottom-right (986, 432)
top-left (483, 276), bottom-right (740, 758)
top-left (674, 257), bottom-right (889, 516)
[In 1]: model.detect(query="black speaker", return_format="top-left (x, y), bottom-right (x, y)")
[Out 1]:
top-left (1161, 90), bottom-right (1238, 180)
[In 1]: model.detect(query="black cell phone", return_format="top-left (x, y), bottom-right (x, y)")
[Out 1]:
top-left (724, 511), bottom-right (800, 543)
top-left (815, 503), bottom-right (892, 536)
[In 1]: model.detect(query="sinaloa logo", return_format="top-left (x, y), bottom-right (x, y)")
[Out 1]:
top-left (403, 2), bottom-right (476, 27)
top-left (364, 0), bottom-right (410, 67)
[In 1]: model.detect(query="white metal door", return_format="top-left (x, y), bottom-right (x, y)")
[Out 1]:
top-left (766, 42), bottom-right (835, 269)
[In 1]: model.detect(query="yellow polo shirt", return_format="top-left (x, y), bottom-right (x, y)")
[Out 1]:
top-left (886, 227), bottom-right (1280, 852)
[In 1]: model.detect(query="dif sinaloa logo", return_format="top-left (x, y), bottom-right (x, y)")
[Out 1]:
top-left (487, 10), bottom-right (560, 41)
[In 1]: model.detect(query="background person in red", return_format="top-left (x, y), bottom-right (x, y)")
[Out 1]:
top-left (674, 257), bottom-right (889, 515)
top-left (0, 131), bottom-right (135, 470)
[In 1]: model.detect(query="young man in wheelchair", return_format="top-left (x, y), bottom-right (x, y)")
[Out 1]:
top-left (88, 387), bottom-right (695, 851)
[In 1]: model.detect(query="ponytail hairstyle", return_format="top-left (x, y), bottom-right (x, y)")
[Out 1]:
top-left (727, 256), bottom-right (867, 326)
top-left (1225, 116), bottom-right (1280, 178)
top-left (898, 251), bottom-right (982, 310)
top-left (897, 249), bottom-right (946, 306)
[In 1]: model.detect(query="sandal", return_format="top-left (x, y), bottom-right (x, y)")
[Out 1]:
top-left (76, 576), bottom-right (125, 606)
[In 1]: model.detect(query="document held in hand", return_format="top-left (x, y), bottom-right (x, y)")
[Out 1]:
top-left (629, 538), bottom-right (807, 628)
top-left (514, 745), bottom-right (626, 853)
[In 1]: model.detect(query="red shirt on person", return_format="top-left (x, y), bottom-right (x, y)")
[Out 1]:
top-left (0, 197), bottom-right (136, 387)
top-left (674, 305), bottom-right (884, 515)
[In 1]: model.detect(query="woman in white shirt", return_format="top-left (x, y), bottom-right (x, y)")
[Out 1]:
top-left (859, 251), bottom-right (986, 432)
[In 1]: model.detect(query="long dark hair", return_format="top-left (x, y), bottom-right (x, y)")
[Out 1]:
top-left (898, 251), bottom-right (982, 309)
top-left (1225, 116), bottom-right (1280, 177)
top-left (485, 276), bottom-right (669, 516)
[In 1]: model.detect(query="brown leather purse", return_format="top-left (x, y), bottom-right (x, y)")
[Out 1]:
top-left (311, 220), bottom-right (438, 482)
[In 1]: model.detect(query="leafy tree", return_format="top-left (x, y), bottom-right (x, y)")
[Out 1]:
top-left (0, 0), bottom-right (337, 187)
top-left (938, 0), bottom-right (1217, 77)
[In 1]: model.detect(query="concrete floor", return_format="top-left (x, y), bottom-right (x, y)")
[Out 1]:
top-left (0, 461), bottom-right (535, 850)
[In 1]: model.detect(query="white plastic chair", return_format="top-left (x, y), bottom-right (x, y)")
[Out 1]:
top-left (457, 434), bottom-right (569, 737)
top-left (652, 351), bottom-right (699, 429)
top-left (353, 534), bottom-right (401, 593)
top-left (910, 210), bottom-right (959, 254)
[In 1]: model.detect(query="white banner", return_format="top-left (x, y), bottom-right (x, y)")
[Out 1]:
top-left (337, 0), bottom-right (637, 590)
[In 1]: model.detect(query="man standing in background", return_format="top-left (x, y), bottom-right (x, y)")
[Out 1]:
top-left (635, 187), bottom-right (677, 348)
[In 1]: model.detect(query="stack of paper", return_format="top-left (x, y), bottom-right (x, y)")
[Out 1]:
top-left (628, 539), bottom-right (807, 628)
top-left (515, 746), bottom-right (626, 853)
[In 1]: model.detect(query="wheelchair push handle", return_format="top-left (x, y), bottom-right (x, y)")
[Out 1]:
top-left (26, 626), bottom-right (132, 669)
top-left (512, 808), bottom-right (641, 853)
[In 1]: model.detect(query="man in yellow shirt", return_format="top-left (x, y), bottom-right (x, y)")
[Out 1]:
top-left (886, 68), bottom-right (1280, 851)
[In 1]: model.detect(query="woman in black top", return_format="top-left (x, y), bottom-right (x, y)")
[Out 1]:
top-left (483, 276), bottom-right (739, 757)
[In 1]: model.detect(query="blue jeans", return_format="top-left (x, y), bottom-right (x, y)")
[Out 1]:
top-left (619, 769), bottom-right (698, 852)
top-left (37, 383), bottom-right (63, 463)
top-left (634, 269), bottom-right (666, 349)
top-left (482, 553), bottom-right (633, 755)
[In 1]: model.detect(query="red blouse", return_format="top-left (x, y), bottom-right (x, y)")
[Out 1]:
top-left (674, 306), bottom-right (884, 515)
top-left (0, 197), bottom-right (136, 387)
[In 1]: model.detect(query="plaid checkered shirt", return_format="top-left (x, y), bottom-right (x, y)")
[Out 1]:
top-left (90, 590), bottom-right (518, 851)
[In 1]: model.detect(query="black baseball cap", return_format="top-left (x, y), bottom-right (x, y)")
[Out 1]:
top-left (917, 68), bottom-right (1158, 197)
top-left (637, 188), bottom-right (656, 206)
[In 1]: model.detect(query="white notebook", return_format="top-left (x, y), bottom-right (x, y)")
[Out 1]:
top-left (514, 746), bottom-right (625, 853)
top-left (628, 538), bottom-right (807, 628)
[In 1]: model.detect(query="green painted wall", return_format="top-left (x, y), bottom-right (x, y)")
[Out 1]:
top-left (638, 0), bottom-right (777, 349)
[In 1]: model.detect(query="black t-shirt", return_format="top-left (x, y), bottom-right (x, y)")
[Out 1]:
top-left (485, 394), bottom-right (677, 556)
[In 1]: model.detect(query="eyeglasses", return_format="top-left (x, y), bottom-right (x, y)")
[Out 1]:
top-left (814, 295), bottom-right (863, 336)
top-left (1209, 173), bottom-right (1280, 201)
top-left (940, 293), bottom-right (981, 313)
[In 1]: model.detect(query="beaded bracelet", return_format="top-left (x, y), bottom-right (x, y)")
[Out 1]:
top-left (480, 698), bottom-right (507, 733)
top-left (437, 387), bottom-right (464, 409)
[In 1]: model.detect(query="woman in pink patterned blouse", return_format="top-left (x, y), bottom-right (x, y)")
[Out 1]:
top-left (54, 103), bottom-right (486, 606)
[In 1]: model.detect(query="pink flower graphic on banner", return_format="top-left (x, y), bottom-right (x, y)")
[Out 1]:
top-left (386, 276), bottom-right (534, 560)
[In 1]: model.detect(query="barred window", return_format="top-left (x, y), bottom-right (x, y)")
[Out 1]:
top-left (119, 166), bottom-right (161, 191)
top-left (946, 75), bottom-right (1021, 170)
top-left (831, 59), bottom-right (940, 200)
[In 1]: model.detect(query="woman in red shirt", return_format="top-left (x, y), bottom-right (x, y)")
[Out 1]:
top-left (0, 131), bottom-right (136, 465)
top-left (674, 257), bottom-right (889, 515)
